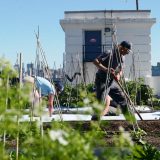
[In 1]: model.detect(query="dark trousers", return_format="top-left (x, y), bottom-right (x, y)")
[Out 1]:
top-left (95, 76), bottom-right (128, 114)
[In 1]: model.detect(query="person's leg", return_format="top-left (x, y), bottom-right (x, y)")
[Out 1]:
top-left (48, 93), bottom-right (54, 117)
top-left (95, 82), bottom-right (104, 101)
top-left (110, 100), bottom-right (119, 108)
top-left (101, 95), bottom-right (111, 116)
top-left (33, 89), bottom-right (41, 116)
top-left (109, 81), bottom-right (134, 121)
top-left (101, 80), bottom-right (114, 116)
top-left (92, 78), bottom-right (112, 120)
top-left (92, 80), bottom-right (105, 120)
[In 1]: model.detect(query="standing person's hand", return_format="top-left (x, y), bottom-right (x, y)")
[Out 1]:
top-left (110, 68), bottom-right (115, 75)
top-left (109, 68), bottom-right (119, 81)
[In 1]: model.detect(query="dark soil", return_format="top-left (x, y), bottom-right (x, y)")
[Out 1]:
top-left (67, 120), bottom-right (160, 149)
top-left (102, 120), bottom-right (160, 148)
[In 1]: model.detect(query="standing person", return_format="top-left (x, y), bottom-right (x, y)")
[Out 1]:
top-left (24, 76), bottom-right (56, 117)
top-left (92, 41), bottom-right (132, 120)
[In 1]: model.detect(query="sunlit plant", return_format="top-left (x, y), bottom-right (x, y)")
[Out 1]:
top-left (0, 58), bottom-right (160, 160)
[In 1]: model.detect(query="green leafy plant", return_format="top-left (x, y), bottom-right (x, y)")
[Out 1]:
top-left (0, 58), bottom-right (160, 160)
top-left (133, 143), bottom-right (160, 160)
top-left (58, 83), bottom-right (95, 108)
top-left (131, 128), bottom-right (147, 144)
top-left (126, 78), bottom-right (153, 105)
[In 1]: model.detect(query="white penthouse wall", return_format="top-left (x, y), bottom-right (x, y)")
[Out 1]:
top-left (145, 76), bottom-right (160, 96)
top-left (60, 10), bottom-right (156, 84)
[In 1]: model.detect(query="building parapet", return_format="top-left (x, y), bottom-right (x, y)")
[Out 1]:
top-left (64, 10), bottom-right (151, 19)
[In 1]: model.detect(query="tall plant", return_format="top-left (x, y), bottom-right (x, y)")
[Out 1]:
top-left (0, 58), bottom-right (160, 160)
top-left (126, 78), bottom-right (153, 105)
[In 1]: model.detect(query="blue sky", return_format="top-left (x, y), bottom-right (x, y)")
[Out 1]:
top-left (0, 0), bottom-right (159, 68)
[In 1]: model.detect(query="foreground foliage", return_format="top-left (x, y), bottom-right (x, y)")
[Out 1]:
top-left (0, 58), bottom-right (160, 160)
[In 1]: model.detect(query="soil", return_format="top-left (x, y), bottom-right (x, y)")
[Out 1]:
top-left (102, 120), bottom-right (160, 148)
top-left (68, 120), bottom-right (160, 149)
top-left (5, 120), bottom-right (160, 152)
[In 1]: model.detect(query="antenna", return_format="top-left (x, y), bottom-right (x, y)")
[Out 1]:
top-left (125, 0), bottom-right (139, 11)
top-left (136, 0), bottom-right (139, 10)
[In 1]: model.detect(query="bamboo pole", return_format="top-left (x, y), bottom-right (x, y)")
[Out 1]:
top-left (16, 52), bottom-right (22, 160)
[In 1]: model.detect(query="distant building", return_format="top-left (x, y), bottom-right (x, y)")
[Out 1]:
top-left (14, 62), bottom-right (25, 77)
top-left (25, 63), bottom-right (64, 82)
top-left (60, 10), bottom-right (156, 84)
top-left (52, 68), bottom-right (64, 82)
top-left (152, 62), bottom-right (160, 76)
top-left (26, 63), bottom-right (34, 76)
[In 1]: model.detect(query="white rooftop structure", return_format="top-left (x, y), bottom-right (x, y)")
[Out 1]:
top-left (60, 10), bottom-right (156, 84)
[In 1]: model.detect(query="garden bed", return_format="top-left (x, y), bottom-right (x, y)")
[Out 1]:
top-left (65, 120), bottom-right (160, 149)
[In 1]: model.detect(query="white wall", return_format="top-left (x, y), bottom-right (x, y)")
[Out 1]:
top-left (60, 10), bottom-right (156, 89)
top-left (145, 76), bottom-right (160, 96)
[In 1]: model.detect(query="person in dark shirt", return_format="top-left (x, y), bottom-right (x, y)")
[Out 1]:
top-left (93, 41), bottom-right (132, 120)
